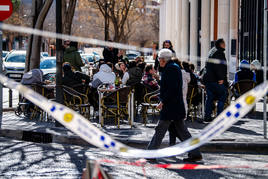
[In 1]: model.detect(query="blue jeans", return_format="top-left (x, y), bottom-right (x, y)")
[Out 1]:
top-left (205, 82), bottom-right (228, 119)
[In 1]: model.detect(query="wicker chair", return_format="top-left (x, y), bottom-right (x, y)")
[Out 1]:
top-left (29, 83), bottom-right (54, 121)
top-left (187, 84), bottom-right (200, 122)
top-left (63, 85), bottom-right (91, 120)
top-left (233, 80), bottom-right (256, 98)
top-left (100, 86), bottom-right (131, 128)
top-left (140, 88), bottom-right (160, 125)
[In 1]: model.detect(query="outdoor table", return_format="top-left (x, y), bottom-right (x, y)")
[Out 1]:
top-left (97, 85), bottom-right (134, 127)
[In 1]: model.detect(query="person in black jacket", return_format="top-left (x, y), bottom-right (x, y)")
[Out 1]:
top-left (62, 63), bottom-right (91, 92)
top-left (203, 39), bottom-right (228, 122)
top-left (147, 49), bottom-right (202, 162)
top-left (102, 41), bottom-right (119, 65)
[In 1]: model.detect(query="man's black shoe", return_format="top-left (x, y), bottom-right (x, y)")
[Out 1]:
top-left (183, 156), bottom-right (203, 162)
top-left (204, 117), bottom-right (213, 122)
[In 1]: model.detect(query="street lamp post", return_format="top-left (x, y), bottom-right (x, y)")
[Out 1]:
top-left (55, 0), bottom-right (63, 127)
top-left (263, 0), bottom-right (268, 139)
top-left (0, 21), bottom-right (3, 129)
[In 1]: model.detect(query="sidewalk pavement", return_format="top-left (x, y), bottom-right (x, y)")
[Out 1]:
top-left (0, 101), bottom-right (267, 153)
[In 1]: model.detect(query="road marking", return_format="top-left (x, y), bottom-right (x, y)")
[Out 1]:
top-left (0, 6), bottom-right (10, 11)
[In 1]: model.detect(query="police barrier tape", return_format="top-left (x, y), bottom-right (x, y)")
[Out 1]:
top-left (0, 23), bottom-right (263, 71)
top-left (0, 74), bottom-right (267, 158)
top-left (97, 159), bottom-right (268, 170)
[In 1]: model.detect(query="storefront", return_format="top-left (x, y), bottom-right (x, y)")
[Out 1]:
top-left (239, 0), bottom-right (266, 64)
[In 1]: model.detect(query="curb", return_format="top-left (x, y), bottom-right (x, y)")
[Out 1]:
top-left (1, 128), bottom-right (268, 153)
top-left (3, 108), bottom-right (15, 112)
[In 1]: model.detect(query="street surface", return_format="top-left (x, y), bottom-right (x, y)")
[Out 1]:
top-left (0, 137), bottom-right (267, 179)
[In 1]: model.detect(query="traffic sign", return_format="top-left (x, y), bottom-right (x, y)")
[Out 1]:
top-left (0, 0), bottom-right (13, 21)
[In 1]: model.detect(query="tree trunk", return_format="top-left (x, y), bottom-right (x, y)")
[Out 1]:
top-left (62, 0), bottom-right (77, 35)
top-left (29, 0), bottom-right (53, 70)
top-left (25, 0), bottom-right (45, 72)
top-left (8, 35), bottom-right (13, 51)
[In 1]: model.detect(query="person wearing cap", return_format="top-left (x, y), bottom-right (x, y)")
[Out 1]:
top-left (202, 39), bottom-right (228, 122)
top-left (234, 60), bottom-right (256, 84)
top-left (147, 49), bottom-right (202, 162)
top-left (251, 59), bottom-right (267, 85)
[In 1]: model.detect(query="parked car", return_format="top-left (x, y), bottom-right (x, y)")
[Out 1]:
top-left (81, 54), bottom-right (95, 64)
top-left (40, 57), bottom-right (56, 82)
top-left (126, 50), bottom-right (141, 61)
top-left (144, 56), bottom-right (155, 65)
top-left (40, 52), bottom-right (50, 61)
top-left (3, 50), bottom-right (26, 81)
top-left (2, 51), bottom-right (9, 60)
top-left (40, 57), bottom-right (56, 76)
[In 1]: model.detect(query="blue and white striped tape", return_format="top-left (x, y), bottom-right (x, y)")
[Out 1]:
top-left (0, 74), bottom-right (267, 158)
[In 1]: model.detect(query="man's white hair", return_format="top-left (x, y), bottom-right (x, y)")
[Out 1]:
top-left (158, 49), bottom-right (172, 61)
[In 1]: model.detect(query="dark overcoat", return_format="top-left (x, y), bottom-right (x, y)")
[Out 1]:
top-left (159, 60), bottom-right (185, 121)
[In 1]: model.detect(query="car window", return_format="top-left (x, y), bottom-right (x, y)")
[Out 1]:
top-left (127, 54), bottom-right (138, 58)
top-left (2, 52), bottom-right (8, 58)
top-left (86, 56), bottom-right (94, 62)
top-left (40, 60), bottom-right (56, 69)
top-left (6, 54), bottom-right (26, 63)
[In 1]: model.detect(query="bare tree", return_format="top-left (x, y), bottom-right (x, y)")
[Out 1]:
top-left (25, 0), bottom-right (53, 71)
top-left (88, 0), bottom-right (145, 42)
top-left (62, 0), bottom-right (77, 35)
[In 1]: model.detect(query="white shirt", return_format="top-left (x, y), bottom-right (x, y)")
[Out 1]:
top-left (122, 72), bottom-right (129, 85)
top-left (181, 70), bottom-right (191, 113)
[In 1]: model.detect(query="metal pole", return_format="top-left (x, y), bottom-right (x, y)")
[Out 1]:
top-left (55, 0), bottom-right (64, 127)
top-left (8, 89), bottom-right (12, 108)
top-left (263, 0), bottom-right (267, 139)
top-left (0, 21), bottom-right (3, 129)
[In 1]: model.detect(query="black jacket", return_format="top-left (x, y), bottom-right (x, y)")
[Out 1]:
top-left (126, 66), bottom-right (143, 86)
top-left (160, 61), bottom-right (185, 121)
top-left (63, 71), bottom-right (91, 92)
top-left (103, 47), bottom-right (119, 65)
top-left (203, 47), bottom-right (227, 85)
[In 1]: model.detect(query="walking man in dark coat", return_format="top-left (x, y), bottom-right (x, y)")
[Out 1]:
top-left (147, 49), bottom-right (202, 162)
top-left (203, 39), bottom-right (228, 122)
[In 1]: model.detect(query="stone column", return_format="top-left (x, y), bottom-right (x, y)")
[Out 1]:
top-left (229, 0), bottom-right (239, 80)
top-left (201, 0), bottom-right (211, 69)
top-left (181, 0), bottom-right (189, 60)
top-left (165, 0), bottom-right (173, 41)
top-left (173, 0), bottom-right (180, 55)
top-left (190, 0), bottom-right (198, 66)
top-left (172, 0), bottom-right (182, 56)
top-left (218, 0), bottom-right (230, 62)
top-left (159, 0), bottom-right (167, 45)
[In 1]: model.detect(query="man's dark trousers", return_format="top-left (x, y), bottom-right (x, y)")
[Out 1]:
top-left (147, 118), bottom-right (201, 158)
top-left (205, 82), bottom-right (228, 119)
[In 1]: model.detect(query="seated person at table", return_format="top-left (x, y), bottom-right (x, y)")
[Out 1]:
top-left (234, 60), bottom-right (256, 84)
top-left (115, 61), bottom-right (128, 79)
top-left (182, 61), bottom-right (198, 87)
top-left (251, 59), bottom-right (268, 85)
top-left (122, 61), bottom-right (143, 86)
top-left (142, 64), bottom-right (159, 91)
top-left (91, 63), bottom-right (116, 88)
top-left (62, 63), bottom-right (91, 92)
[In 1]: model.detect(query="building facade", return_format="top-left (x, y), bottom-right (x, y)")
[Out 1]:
top-left (239, 0), bottom-right (266, 64)
top-left (158, 0), bottom-right (268, 76)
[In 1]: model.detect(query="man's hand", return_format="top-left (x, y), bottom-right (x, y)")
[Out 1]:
top-left (218, 80), bottom-right (224, 85)
top-left (157, 102), bottom-right (163, 110)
